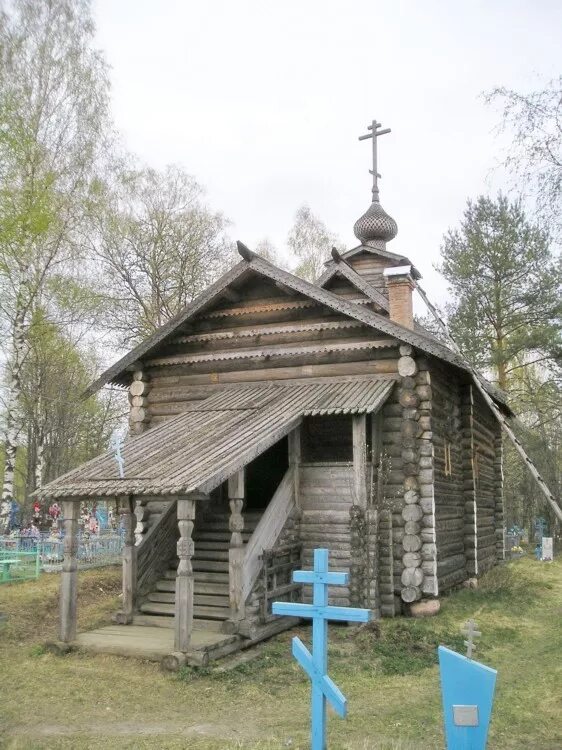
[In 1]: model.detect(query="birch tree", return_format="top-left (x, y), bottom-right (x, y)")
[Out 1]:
top-left (486, 77), bottom-right (562, 240)
top-left (0, 0), bottom-right (110, 530)
top-left (19, 312), bottom-right (122, 504)
top-left (287, 205), bottom-right (342, 282)
top-left (92, 164), bottom-right (231, 347)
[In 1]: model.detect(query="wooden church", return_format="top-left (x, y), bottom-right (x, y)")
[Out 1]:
top-left (41, 121), bottom-right (509, 665)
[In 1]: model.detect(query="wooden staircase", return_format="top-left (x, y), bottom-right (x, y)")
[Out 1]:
top-left (134, 511), bottom-right (262, 631)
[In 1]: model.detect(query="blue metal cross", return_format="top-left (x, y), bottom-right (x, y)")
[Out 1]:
top-left (272, 548), bottom-right (371, 750)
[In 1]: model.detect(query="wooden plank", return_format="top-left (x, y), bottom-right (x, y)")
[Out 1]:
top-left (352, 414), bottom-right (367, 508)
top-left (59, 500), bottom-right (79, 643)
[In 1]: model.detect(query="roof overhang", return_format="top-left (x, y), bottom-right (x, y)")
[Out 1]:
top-left (41, 377), bottom-right (397, 500)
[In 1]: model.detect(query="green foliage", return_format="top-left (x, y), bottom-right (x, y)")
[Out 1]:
top-left (439, 194), bottom-right (561, 389)
top-left (19, 310), bottom-right (122, 494)
top-left (91, 164), bottom-right (232, 347)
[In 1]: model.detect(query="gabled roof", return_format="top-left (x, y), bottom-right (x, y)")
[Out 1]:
top-left (43, 377), bottom-right (395, 499)
top-left (85, 244), bottom-right (510, 409)
top-left (319, 243), bottom-right (421, 280)
top-left (316, 254), bottom-right (390, 312)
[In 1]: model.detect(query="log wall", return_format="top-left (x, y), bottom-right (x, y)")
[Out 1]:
top-left (131, 276), bottom-right (401, 426)
top-left (472, 391), bottom-right (502, 574)
top-left (299, 463), bottom-right (353, 606)
top-left (430, 363), bottom-right (467, 592)
top-left (461, 385), bottom-right (478, 576)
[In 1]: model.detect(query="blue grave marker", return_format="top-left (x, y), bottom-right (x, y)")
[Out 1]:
top-left (272, 548), bottom-right (371, 750)
top-left (438, 619), bottom-right (497, 750)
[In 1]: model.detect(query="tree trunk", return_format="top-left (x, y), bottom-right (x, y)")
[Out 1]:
top-left (0, 299), bottom-right (26, 533)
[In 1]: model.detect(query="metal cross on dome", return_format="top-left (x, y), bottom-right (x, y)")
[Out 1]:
top-left (272, 548), bottom-right (371, 750)
top-left (358, 119), bottom-right (391, 203)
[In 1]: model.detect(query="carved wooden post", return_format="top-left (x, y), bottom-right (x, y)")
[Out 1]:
top-left (352, 414), bottom-right (367, 508)
top-left (59, 499), bottom-right (79, 643)
top-left (175, 495), bottom-right (196, 652)
top-left (115, 496), bottom-right (137, 624)
top-left (228, 469), bottom-right (245, 621)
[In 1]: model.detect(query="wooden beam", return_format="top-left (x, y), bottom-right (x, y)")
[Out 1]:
top-left (275, 281), bottom-right (297, 297)
top-left (352, 414), bottom-right (368, 508)
top-left (227, 468), bottom-right (245, 501)
top-left (59, 500), bottom-right (79, 642)
top-left (228, 469), bottom-right (245, 622)
top-left (121, 497), bottom-right (137, 623)
top-left (175, 496), bottom-right (196, 652)
top-left (288, 426), bottom-right (301, 510)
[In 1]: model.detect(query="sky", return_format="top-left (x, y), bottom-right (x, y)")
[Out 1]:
top-left (93, 0), bottom-right (562, 310)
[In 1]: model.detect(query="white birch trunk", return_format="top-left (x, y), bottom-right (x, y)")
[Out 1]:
top-left (1, 286), bottom-right (27, 533)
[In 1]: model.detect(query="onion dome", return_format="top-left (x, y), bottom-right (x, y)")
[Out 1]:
top-left (353, 200), bottom-right (398, 249)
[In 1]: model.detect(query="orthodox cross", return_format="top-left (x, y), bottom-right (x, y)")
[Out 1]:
top-left (272, 548), bottom-right (371, 750)
top-left (109, 429), bottom-right (126, 479)
top-left (461, 618), bottom-right (482, 659)
top-left (358, 119), bottom-right (391, 203)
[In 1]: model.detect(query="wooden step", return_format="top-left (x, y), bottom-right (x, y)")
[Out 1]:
top-left (162, 569), bottom-right (230, 583)
top-left (169, 559), bottom-right (230, 571)
top-left (139, 601), bottom-right (231, 620)
top-left (132, 615), bottom-right (226, 633)
top-left (156, 579), bottom-right (230, 596)
top-left (193, 531), bottom-right (252, 543)
top-left (192, 541), bottom-right (230, 551)
top-left (192, 560), bottom-right (229, 573)
top-left (147, 591), bottom-right (230, 608)
top-left (194, 549), bottom-right (230, 562)
top-left (194, 582), bottom-right (230, 596)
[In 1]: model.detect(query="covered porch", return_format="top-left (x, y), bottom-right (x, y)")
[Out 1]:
top-left (46, 377), bottom-right (395, 664)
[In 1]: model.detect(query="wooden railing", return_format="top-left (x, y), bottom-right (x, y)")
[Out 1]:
top-left (136, 498), bottom-right (178, 597)
top-left (241, 467), bottom-right (295, 603)
top-left (260, 542), bottom-right (302, 623)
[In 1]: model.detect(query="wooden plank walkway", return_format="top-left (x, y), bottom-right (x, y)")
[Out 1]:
top-left (74, 625), bottom-right (241, 662)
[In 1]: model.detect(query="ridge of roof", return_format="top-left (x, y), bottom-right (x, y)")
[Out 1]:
top-left (315, 258), bottom-right (390, 311)
top-left (84, 248), bottom-right (510, 410)
top-left (321, 243), bottom-right (421, 279)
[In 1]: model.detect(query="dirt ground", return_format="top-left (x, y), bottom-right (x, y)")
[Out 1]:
top-left (0, 558), bottom-right (561, 749)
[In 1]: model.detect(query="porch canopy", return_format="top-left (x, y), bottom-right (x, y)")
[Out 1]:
top-left (40, 376), bottom-right (396, 501)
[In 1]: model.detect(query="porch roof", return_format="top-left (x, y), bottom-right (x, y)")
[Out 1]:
top-left (41, 376), bottom-right (396, 500)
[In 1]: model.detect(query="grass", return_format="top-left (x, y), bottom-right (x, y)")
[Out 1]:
top-left (0, 558), bottom-right (561, 749)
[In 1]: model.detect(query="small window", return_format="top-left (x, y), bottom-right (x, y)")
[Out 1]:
top-left (444, 441), bottom-right (452, 477)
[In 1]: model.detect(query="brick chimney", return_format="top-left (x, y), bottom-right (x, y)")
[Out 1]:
top-left (383, 265), bottom-right (415, 329)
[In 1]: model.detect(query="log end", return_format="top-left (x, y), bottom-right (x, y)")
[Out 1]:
top-left (160, 651), bottom-right (188, 672)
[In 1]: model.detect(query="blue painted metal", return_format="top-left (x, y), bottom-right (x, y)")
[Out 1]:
top-left (272, 548), bottom-right (371, 750)
top-left (438, 646), bottom-right (497, 750)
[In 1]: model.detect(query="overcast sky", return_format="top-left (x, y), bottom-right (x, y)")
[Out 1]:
top-left (93, 0), bottom-right (562, 309)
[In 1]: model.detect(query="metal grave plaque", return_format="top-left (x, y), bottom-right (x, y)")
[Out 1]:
top-left (453, 704), bottom-right (479, 727)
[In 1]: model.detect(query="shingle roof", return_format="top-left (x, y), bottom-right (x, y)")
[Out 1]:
top-left (42, 377), bottom-right (396, 499)
top-left (83, 247), bottom-right (510, 409)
